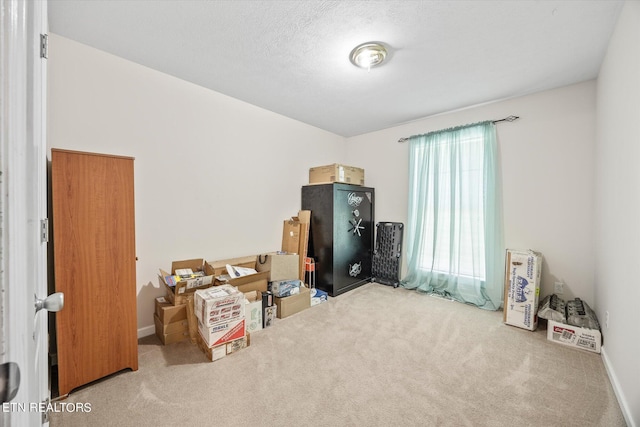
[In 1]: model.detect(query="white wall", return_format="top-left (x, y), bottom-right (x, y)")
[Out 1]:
top-left (594, 1), bottom-right (640, 426)
top-left (346, 81), bottom-right (597, 304)
top-left (47, 34), bottom-right (346, 335)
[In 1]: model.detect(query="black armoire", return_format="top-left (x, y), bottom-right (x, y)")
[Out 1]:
top-left (302, 183), bottom-right (374, 296)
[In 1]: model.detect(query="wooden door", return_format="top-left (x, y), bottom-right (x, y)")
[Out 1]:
top-left (51, 149), bottom-right (138, 396)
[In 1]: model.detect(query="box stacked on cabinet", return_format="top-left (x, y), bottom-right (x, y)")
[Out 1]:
top-left (154, 297), bottom-right (189, 345)
top-left (309, 163), bottom-right (365, 186)
top-left (503, 249), bottom-right (543, 331)
top-left (159, 258), bottom-right (214, 305)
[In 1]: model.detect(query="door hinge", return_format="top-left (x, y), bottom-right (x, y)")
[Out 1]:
top-left (41, 397), bottom-right (50, 424)
top-left (41, 219), bottom-right (49, 243)
top-left (40, 34), bottom-right (48, 59)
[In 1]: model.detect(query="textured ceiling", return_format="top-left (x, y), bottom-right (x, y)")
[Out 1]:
top-left (48, 0), bottom-right (624, 137)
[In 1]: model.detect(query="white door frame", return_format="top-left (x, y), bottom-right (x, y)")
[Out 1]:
top-left (0, 0), bottom-right (49, 426)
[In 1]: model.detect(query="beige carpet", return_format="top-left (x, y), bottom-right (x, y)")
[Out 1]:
top-left (50, 283), bottom-right (626, 426)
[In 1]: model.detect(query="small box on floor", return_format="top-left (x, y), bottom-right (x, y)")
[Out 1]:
top-left (264, 305), bottom-right (277, 328)
top-left (196, 332), bottom-right (251, 362)
top-left (546, 320), bottom-right (602, 353)
top-left (244, 291), bottom-right (263, 333)
top-left (503, 249), bottom-right (542, 331)
top-left (274, 285), bottom-right (311, 318)
top-left (310, 288), bottom-right (328, 306)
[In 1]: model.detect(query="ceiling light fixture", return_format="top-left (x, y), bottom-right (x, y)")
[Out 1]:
top-left (350, 42), bottom-right (387, 70)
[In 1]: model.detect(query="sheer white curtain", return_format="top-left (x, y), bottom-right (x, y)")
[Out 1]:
top-left (402, 121), bottom-right (504, 310)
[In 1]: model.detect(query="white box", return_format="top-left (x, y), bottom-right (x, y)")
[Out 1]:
top-left (197, 317), bottom-right (246, 348)
top-left (194, 285), bottom-right (244, 327)
top-left (245, 298), bottom-right (263, 333)
top-left (546, 320), bottom-right (602, 353)
top-left (503, 249), bottom-right (542, 331)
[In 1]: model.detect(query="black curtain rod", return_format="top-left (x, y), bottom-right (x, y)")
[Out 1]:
top-left (397, 115), bottom-right (520, 143)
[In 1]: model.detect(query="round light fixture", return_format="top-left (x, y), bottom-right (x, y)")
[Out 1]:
top-left (349, 42), bottom-right (387, 70)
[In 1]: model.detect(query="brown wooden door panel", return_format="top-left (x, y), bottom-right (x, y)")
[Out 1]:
top-left (52, 149), bottom-right (138, 396)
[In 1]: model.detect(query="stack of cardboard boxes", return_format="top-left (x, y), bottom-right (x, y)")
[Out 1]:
top-left (194, 285), bottom-right (250, 361)
top-left (152, 210), bottom-right (322, 361)
top-left (257, 251), bottom-right (311, 319)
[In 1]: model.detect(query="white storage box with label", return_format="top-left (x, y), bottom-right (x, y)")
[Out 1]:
top-left (503, 249), bottom-right (542, 331)
top-left (546, 320), bottom-right (602, 353)
top-left (194, 285), bottom-right (244, 327)
top-left (198, 317), bottom-right (246, 348)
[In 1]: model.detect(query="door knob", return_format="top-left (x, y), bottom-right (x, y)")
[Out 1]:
top-left (34, 292), bottom-right (64, 313)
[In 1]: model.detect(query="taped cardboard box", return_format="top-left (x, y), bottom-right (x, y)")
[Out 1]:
top-left (153, 314), bottom-right (189, 335)
top-left (194, 285), bottom-right (245, 327)
top-left (155, 297), bottom-right (187, 324)
top-left (185, 295), bottom-right (198, 344)
top-left (546, 320), bottom-right (602, 354)
top-left (154, 315), bottom-right (189, 345)
top-left (206, 256), bottom-right (269, 294)
top-left (274, 285), bottom-right (311, 319)
top-left (503, 249), bottom-right (542, 331)
top-left (198, 317), bottom-right (246, 348)
top-left (159, 258), bottom-right (214, 305)
top-left (196, 332), bottom-right (251, 362)
top-left (309, 163), bottom-right (365, 186)
top-left (282, 211), bottom-right (310, 281)
top-left (256, 252), bottom-right (299, 281)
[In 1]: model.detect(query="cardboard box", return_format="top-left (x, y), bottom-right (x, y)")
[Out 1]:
top-left (198, 317), bottom-right (246, 348)
top-left (185, 294), bottom-right (198, 344)
top-left (546, 320), bottom-right (602, 353)
top-left (309, 163), bottom-right (365, 186)
top-left (196, 333), bottom-right (250, 362)
top-left (207, 256), bottom-right (270, 294)
top-left (310, 288), bottom-right (328, 306)
top-left (153, 314), bottom-right (188, 335)
top-left (194, 285), bottom-right (245, 327)
top-left (244, 291), bottom-right (263, 333)
top-left (206, 255), bottom-right (257, 276)
top-left (281, 211), bottom-right (310, 281)
top-left (503, 249), bottom-right (542, 331)
top-left (154, 315), bottom-right (189, 345)
top-left (155, 297), bottom-right (187, 324)
top-left (159, 258), bottom-right (214, 305)
top-left (274, 285), bottom-right (311, 319)
top-left (264, 305), bottom-right (277, 328)
top-left (256, 252), bottom-right (299, 281)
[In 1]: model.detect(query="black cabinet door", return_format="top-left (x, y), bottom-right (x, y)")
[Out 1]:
top-left (302, 183), bottom-right (374, 296)
top-left (333, 188), bottom-right (374, 294)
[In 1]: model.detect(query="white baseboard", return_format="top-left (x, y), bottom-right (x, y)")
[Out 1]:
top-left (601, 346), bottom-right (636, 427)
top-left (137, 325), bottom-right (155, 339)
